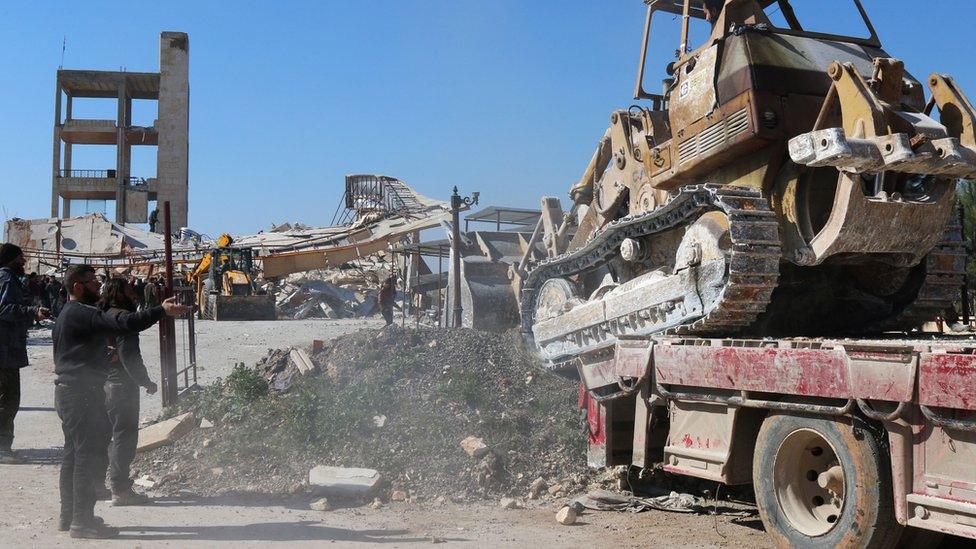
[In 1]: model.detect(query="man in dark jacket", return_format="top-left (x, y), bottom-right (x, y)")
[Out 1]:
top-left (0, 243), bottom-right (50, 463)
top-left (96, 278), bottom-right (157, 506)
top-left (53, 265), bottom-right (187, 539)
top-left (46, 276), bottom-right (64, 318)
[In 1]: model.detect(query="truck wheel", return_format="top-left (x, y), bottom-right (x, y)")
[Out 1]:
top-left (753, 413), bottom-right (902, 549)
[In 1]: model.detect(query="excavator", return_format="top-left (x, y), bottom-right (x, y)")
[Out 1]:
top-left (187, 233), bottom-right (276, 321)
top-left (521, 0), bottom-right (973, 364)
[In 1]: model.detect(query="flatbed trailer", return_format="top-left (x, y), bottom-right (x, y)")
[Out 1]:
top-left (572, 335), bottom-right (976, 547)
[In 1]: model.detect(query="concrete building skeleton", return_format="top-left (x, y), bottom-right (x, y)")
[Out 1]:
top-left (51, 31), bottom-right (189, 231)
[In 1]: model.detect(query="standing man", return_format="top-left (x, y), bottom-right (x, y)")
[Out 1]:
top-left (378, 275), bottom-right (397, 326)
top-left (46, 276), bottom-right (64, 318)
top-left (53, 265), bottom-right (187, 539)
top-left (96, 278), bottom-right (157, 506)
top-left (144, 276), bottom-right (161, 309)
top-left (0, 244), bottom-right (50, 464)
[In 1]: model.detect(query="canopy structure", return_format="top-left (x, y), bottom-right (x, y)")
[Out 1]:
top-left (463, 206), bottom-right (541, 232)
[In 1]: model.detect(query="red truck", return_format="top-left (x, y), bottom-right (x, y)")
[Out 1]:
top-left (575, 335), bottom-right (976, 547)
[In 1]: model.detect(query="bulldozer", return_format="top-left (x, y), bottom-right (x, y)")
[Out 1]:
top-left (187, 234), bottom-right (276, 321)
top-left (522, 0), bottom-right (973, 364)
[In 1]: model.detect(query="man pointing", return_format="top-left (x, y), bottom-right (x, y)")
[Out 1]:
top-left (53, 265), bottom-right (188, 539)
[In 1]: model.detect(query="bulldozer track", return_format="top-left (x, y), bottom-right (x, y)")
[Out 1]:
top-left (870, 221), bottom-right (968, 332)
top-left (520, 186), bottom-right (781, 357)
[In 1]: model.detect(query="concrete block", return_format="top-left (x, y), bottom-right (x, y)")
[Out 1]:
top-left (137, 412), bottom-right (196, 453)
top-left (308, 466), bottom-right (382, 497)
top-left (289, 348), bottom-right (315, 375)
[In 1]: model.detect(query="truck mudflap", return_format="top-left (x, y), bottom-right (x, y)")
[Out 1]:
top-left (576, 336), bottom-right (976, 540)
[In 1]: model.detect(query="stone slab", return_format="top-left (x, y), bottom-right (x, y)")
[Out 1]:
top-left (137, 412), bottom-right (196, 453)
top-left (308, 466), bottom-right (382, 497)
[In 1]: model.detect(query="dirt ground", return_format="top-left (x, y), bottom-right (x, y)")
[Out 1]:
top-left (2, 319), bottom-right (773, 548)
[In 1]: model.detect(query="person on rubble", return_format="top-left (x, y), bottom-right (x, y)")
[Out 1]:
top-left (53, 265), bottom-right (187, 539)
top-left (95, 278), bottom-right (158, 507)
top-left (143, 276), bottom-right (161, 309)
top-left (703, 0), bottom-right (724, 26)
top-left (0, 244), bottom-right (50, 464)
top-left (379, 275), bottom-right (397, 326)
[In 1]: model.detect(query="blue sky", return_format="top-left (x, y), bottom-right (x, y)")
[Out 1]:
top-left (1, 0), bottom-right (974, 235)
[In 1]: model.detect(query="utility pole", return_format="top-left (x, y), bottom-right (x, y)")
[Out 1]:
top-left (159, 201), bottom-right (178, 406)
top-left (450, 186), bottom-right (479, 328)
top-left (960, 201), bottom-right (971, 325)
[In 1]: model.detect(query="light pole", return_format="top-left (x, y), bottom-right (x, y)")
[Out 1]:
top-left (450, 186), bottom-right (478, 328)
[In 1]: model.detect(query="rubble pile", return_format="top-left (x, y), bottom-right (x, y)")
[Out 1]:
top-left (274, 265), bottom-right (390, 319)
top-left (133, 326), bottom-right (586, 501)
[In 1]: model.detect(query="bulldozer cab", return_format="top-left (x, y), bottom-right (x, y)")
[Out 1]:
top-left (635, 0), bottom-right (880, 109)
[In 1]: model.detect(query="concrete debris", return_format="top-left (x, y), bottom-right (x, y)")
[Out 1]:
top-left (528, 477), bottom-right (547, 500)
top-left (289, 348), bottom-right (315, 375)
top-left (202, 438), bottom-right (213, 448)
top-left (309, 497), bottom-right (331, 512)
top-left (199, 418), bottom-right (214, 429)
top-left (275, 268), bottom-right (385, 320)
top-left (309, 466), bottom-right (383, 498)
top-left (460, 436), bottom-right (489, 459)
top-left (391, 490), bottom-right (408, 502)
top-left (547, 483), bottom-right (564, 497)
top-left (4, 214), bottom-right (196, 274)
top-left (133, 476), bottom-right (157, 490)
top-left (369, 497), bottom-right (384, 509)
top-left (136, 413), bottom-right (197, 453)
top-left (132, 327), bottom-right (589, 500)
top-left (499, 497), bottom-right (520, 509)
top-left (556, 506), bottom-right (578, 525)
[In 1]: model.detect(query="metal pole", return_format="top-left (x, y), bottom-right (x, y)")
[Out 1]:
top-left (401, 251), bottom-right (407, 327)
top-left (451, 187), bottom-right (463, 328)
top-left (960, 201), bottom-right (971, 325)
top-left (187, 288), bottom-right (197, 385)
top-left (437, 251), bottom-right (443, 328)
top-left (158, 201), bottom-right (178, 406)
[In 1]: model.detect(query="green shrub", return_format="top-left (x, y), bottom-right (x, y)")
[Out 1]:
top-left (226, 362), bottom-right (268, 401)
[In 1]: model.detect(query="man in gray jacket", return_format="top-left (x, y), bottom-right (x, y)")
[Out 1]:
top-left (0, 243), bottom-right (50, 463)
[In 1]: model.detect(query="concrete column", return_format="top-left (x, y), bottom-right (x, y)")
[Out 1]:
top-left (51, 83), bottom-right (62, 218)
top-left (157, 31), bottom-right (190, 230)
top-left (64, 96), bottom-right (72, 174)
top-left (115, 78), bottom-right (128, 223)
top-left (63, 198), bottom-right (71, 217)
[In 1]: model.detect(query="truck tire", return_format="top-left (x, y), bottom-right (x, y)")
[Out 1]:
top-left (753, 413), bottom-right (902, 549)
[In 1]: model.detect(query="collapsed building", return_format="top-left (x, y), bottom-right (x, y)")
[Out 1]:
top-left (3, 214), bottom-right (199, 275)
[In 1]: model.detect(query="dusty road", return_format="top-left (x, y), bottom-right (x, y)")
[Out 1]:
top-left (2, 319), bottom-right (771, 548)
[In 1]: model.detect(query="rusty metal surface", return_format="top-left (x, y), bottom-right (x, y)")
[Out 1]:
top-left (918, 353), bottom-right (976, 411)
top-left (654, 344), bottom-right (851, 398)
top-left (663, 400), bottom-right (736, 484)
top-left (845, 348), bottom-right (916, 402)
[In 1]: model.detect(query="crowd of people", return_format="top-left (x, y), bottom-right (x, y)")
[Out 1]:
top-left (0, 243), bottom-right (187, 539)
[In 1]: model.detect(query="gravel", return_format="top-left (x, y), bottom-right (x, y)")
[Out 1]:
top-left (133, 325), bottom-right (588, 501)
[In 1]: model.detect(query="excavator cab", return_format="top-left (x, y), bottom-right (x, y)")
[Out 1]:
top-left (187, 236), bottom-right (276, 321)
